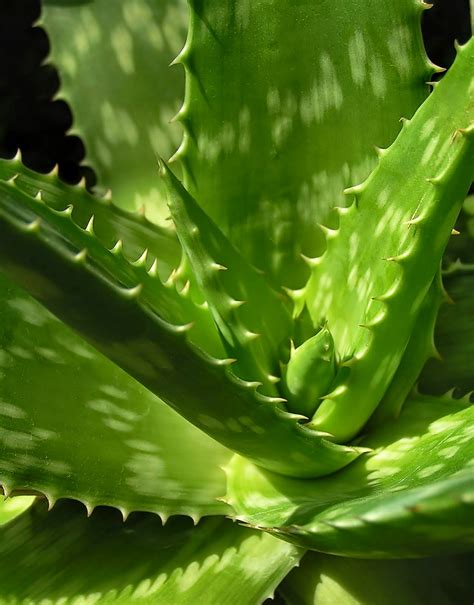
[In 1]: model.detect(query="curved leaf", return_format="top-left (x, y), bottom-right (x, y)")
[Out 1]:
top-left (0, 176), bottom-right (365, 478)
top-left (41, 0), bottom-right (188, 222)
top-left (0, 274), bottom-right (231, 519)
top-left (0, 155), bottom-right (182, 279)
top-left (0, 498), bottom-right (302, 604)
top-left (162, 161), bottom-right (292, 395)
top-left (419, 262), bottom-right (474, 397)
top-left (280, 551), bottom-right (474, 605)
top-left (226, 395), bottom-right (474, 557)
top-left (303, 39), bottom-right (474, 441)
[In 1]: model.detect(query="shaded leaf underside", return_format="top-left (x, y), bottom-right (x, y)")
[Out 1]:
top-left (419, 263), bottom-right (474, 398)
top-left (0, 498), bottom-right (302, 604)
top-left (281, 550), bottom-right (474, 605)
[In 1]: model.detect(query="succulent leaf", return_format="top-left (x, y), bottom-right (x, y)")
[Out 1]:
top-left (303, 39), bottom-right (474, 441)
top-left (178, 0), bottom-right (432, 286)
top-left (41, 0), bottom-right (188, 222)
top-left (0, 274), bottom-right (231, 519)
top-left (0, 498), bottom-right (302, 604)
top-left (161, 160), bottom-right (293, 394)
top-left (283, 327), bottom-right (337, 418)
top-left (370, 271), bottom-right (445, 425)
top-left (419, 262), bottom-right (474, 397)
top-left (281, 551), bottom-right (474, 605)
top-left (0, 496), bottom-right (35, 525)
top-left (226, 395), bottom-right (474, 557)
top-left (0, 155), bottom-right (182, 278)
top-left (0, 176), bottom-right (364, 478)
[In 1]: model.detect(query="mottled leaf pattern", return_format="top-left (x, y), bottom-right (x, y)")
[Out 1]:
top-left (0, 499), bottom-right (302, 604)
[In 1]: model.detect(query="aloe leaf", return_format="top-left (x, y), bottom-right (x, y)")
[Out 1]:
top-left (161, 161), bottom-right (292, 394)
top-left (0, 275), bottom-right (231, 519)
top-left (369, 271), bottom-right (445, 425)
top-left (445, 196), bottom-right (474, 264)
top-left (0, 154), bottom-right (181, 278)
top-left (419, 262), bottom-right (474, 397)
top-left (0, 177), bottom-right (364, 478)
top-left (175, 0), bottom-right (434, 286)
top-left (303, 39), bottom-right (474, 442)
top-left (0, 498), bottom-right (302, 604)
top-left (0, 496), bottom-right (35, 525)
top-left (226, 395), bottom-right (474, 557)
top-left (41, 0), bottom-right (187, 222)
top-left (280, 551), bottom-right (474, 605)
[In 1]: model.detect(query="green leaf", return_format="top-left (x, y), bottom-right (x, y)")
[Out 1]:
top-left (0, 274), bottom-right (231, 519)
top-left (280, 551), bottom-right (474, 605)
top-left (0, 176), bottom-right (364, 478)
top-left (41, 0), bottom-right (188, 222)
top-left (226, 395), bottom-right (474, 557)
top-left (176, 0), bottom-right (433, 286)
top-left (369, 271), bottom-right (445, 426)
top-left (419, 262), bottom-right (474, 397)
top-left (0, 499), bottom-right (302, 604)
top-left (302, 39), bottom-right (474, 441)
top-left (0, 155), bottom-right (182, 279)
top-left (161, 160), bottom-right (293, 395)
top-left (0, 496), bottom-right (35, 525)
top-left (445, 196), bottom-right (474, 264)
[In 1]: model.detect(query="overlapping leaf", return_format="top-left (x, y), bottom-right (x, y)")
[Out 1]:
top-left (281, 551), bottom-right (474, 605)
top-left (0, 274), bottom-right (231, 519)
top-left (420, 262), bottom-right (474, 397)
top-left (226, 395), bottom-right (474, 557)
top-left (0, 173), bottom-right (364, 478)
top-left (301, 39), bottom-right (474, 441)
top-left (0, 498), bottom-right (302, 604)
top-left (41, 0), bottom-right (188, 222)
top-left (176, 0), bottom-right (434, 286)
top-left (0, 495), bottom-right (34, 525)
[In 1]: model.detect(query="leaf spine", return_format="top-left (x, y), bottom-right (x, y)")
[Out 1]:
top-left (25, 218), bottom-right (41, 233)
top-left (74, 249), bottom-right (88, 263)
top-left (318, 223), bottom-right (338, 239)
top-left (242, 329), bottom-right (260, 342)
top-left (85, 215), bottom-right (95, 234)
top-left (300, 253), bottom-right (321, 268)
top-left (133, 249), bottom-right (149, 267)
top-left (343, 183), bottom-right (365, 196)
top-left (209, 261), bottom-right (228, 271)
top-left (111, 239), bottom-right (123, 255)
top-left (76, 176), bottom-right (87, 189)
top-left (46, 494), bottom-right (56, 511)
top-left (83, 501), bottom-right (94, 517)
top-left (58, 204), bottom-right (73, 217)
top-left (122, 283), bottom-right (143, 299)
top-left (48, 163), bottom-right (60, 178)
top-left (180, 280), bottom-right (191, 296)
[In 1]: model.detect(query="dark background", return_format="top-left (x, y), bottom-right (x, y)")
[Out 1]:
top-left (0, 0), bottom-right (471, 188)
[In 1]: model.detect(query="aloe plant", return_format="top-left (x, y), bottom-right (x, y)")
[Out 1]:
top-left (0, 0), bottom-right (473, 602)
